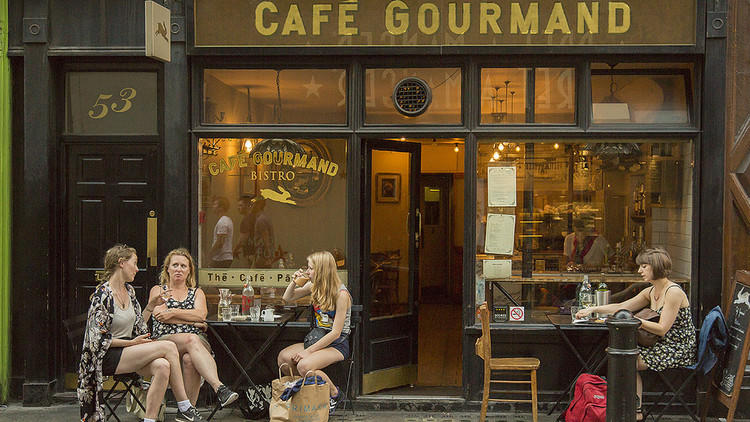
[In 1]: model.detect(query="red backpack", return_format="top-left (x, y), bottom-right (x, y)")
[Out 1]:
top-left (564, 373), bottom-right (607, 422)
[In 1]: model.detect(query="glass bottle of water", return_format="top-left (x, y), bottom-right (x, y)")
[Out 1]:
top-left (579, 275), bottom-right (593, 308)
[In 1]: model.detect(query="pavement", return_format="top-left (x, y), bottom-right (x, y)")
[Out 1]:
top-left (0, 401), bottom-right (713, 421)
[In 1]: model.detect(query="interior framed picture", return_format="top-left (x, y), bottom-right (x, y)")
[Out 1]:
top-left (376, 173), bottom-right (400, 203)
top-left (239, 167), bottom-right (257, 198)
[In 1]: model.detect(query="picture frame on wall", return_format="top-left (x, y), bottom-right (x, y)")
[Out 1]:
top-left (239, 167), bottom-right (257, 198)
top-left (376, 173), bottom-right (400, 203)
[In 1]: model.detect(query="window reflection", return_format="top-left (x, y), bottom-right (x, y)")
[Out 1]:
top-left (203, 69), bottom-right (347, 124)
top-left (365, 68), bottom-right (462, 125)
top-left (475, 139), bottom-right (693, 323)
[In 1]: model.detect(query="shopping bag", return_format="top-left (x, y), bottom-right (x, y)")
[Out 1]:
top-left (270, 363), bottom-right (298, 422)
top-left (289, 371), bottom-right (329, 422)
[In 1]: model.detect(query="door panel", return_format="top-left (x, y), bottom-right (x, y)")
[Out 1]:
top-left (419, 175), bottom-right (451, 302)
top-left (362, 140), bottom-right (420, 393)
top-left (64, 143), bottom-right (161, 370)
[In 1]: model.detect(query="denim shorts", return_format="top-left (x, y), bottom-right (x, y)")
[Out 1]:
top-left (329, 334), bottom-right (350, 360)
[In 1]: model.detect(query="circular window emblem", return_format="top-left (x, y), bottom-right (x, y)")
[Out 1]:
top-left (393, 77), bottom-right (432, 117)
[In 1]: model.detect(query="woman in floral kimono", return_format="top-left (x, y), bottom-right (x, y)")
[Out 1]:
top-left (78, 244), bottom-right (204, 422)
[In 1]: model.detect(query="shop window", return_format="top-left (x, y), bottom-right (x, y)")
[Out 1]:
top-left (202, 69), bottom-right (347, 125)
top-left (591, 63), bottom-right (693, 124)
top-left (197, 137), bottom-right (347, 300)
top-left (365, 67), bottom-right (462, 125)
top-left (475, 139), bottom-right (693, 324)
top-left (480, 67), bottom-right (575, 124)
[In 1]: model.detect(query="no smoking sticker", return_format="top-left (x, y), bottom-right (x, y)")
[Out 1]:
top-left (509, 306), bottom-right (525, 321)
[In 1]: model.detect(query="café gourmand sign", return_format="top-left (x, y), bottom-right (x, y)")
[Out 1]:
top-left (194, 0), bottom-right (696, 47)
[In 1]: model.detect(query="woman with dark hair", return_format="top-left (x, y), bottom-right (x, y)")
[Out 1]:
top-left (576, 247), bottom-right (696, 420)
top-left (148, 248), bottom-right (238, 409)
top-left (78, 245), bottom-right (203, 422)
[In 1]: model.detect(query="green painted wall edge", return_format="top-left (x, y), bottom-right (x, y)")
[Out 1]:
top-left (0, 0), bottom-right (11, 404)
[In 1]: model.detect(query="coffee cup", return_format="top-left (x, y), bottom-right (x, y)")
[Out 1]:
top-left (261, 308), bottom-right (275, 322)
top-left (294, 275), bottom-right (310, 287)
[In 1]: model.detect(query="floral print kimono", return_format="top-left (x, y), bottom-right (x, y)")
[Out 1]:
top-left (77, 282), bottom-right (148, 421)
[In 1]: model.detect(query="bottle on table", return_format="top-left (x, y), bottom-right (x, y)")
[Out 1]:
top-left (242, 282), bottom-right (254, 315)
top-left (579, 275), bottom-right (593, 309)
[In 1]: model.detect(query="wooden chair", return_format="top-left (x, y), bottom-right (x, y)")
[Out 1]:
top-left (475, 302), bottom-right (540, 422)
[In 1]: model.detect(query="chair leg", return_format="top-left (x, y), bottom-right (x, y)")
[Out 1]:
top-left (480, 377), bottom-right (489, 422)
top-left (124, 381), bottom-right (146, 413)
top-left (103, 381), bottom-right (123, 422)
top-left (531, 369), bottom-right (538, 422)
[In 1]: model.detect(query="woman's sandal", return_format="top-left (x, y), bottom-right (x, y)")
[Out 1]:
top-left (636, 395), bottom-right (644, 421)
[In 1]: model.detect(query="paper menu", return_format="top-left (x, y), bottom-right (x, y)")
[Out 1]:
top-left (484, 213), bottom-right (515, 255)
top-left (483, 259), bottom-right (512, 279)
top-left (487, 166), bottom-right (517, 207)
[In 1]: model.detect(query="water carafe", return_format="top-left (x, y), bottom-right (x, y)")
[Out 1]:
top-left (218, 288), bottom-right (233, 321)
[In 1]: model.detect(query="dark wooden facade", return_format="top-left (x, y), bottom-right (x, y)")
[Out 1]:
top-left (7, 0), bottom-right (735, 410)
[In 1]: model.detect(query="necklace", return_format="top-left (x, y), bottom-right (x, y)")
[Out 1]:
top-left (113, 288), bottom-right (128, 310)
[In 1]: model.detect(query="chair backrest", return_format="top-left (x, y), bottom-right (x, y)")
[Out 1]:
top-left (63, 312), bottom-right (88, 365)
top-left (476, 302), bottom-right (491, 360)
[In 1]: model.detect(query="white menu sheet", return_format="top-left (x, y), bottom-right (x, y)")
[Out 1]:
top-left (483, 259), bottom-right (512, 279)
top-left (484, 213), bottom-right (515, 255)
top-left (487, 166), bottom-right (517, 207)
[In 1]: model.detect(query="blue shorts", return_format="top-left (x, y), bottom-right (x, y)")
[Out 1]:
top-left (329, 334), bottom-right (350, 360)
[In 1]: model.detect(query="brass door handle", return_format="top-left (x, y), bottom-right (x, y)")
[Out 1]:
top-left (147, 210), bottom-right (158, 267)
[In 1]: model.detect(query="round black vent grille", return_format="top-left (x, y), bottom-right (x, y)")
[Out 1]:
top-left (393, 77), bottom-right (432, 117)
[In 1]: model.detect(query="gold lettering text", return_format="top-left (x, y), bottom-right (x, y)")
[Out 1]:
top-left (608, 2), bottom-right (630, 33)
top-left (208, 162), bottom-right (219, 176)
top-left (479, 3), bottom-right (502, 34)
top-left (312, 4), bottom-right (332, 35)
top-left (386, 1), bottom-right (409, 35)
top-left (238, 154), bottom-right (248, 168)
top-left (219, 157), bottom-right (231, 174)
top-left (339, 2), bottom-right (358, 35)
top-left (255, 1), bottom-right (278, 36)
top-left (577, 2), bottom-right (599, 34)
top-left (510, 2), bottom-right (538, 34)
top-left (317, 158), bottom-right (330, 174)
top-left (293, 153), bottom-right (308, 168)
top-left (252, 152), bottom-right (263, 165)
top-left (327, 162), bottom-right (339, 176)
top-left (418, 3), bottom-right (439, 35)
top-left (262, 151), bottom-right (273, 165)
top-left (283, 152), bottom-right (294, 166)
top-left (281, 4), bottom-right (306, 35)
top-left (306, 156), bottom-right (318, 170)
top-left (448, 3), bottom-right (470, 35)
top-left (544, 3), bottom-right (571, 34)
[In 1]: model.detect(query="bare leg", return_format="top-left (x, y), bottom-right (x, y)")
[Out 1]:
top-left (131, 358), bottom-right (170, 419)
top-left (277, 343), bottom-right (304, 376)
top-left (296, 348), bottom-right (345, 397)
top-left (636, 356), bottom-right (648, 420)
top-left (116, 340), bottom-right (191, 403)
top-left (165, 333), bottom-right (222, 391)
top-left (182, 353), bottom-right (203, 405)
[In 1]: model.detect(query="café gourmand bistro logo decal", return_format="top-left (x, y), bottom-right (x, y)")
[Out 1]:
top-left (204, 139), bottom-right (338, 206)
top-left (194, 0), bottom-right (696, 47)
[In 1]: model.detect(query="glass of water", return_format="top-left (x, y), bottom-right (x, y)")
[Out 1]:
top-left (249, 305), bottom-right (261, 322)
top-left (230, 304), bottom-right (240, 320)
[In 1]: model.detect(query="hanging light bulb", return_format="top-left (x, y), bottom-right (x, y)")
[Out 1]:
top-left (554, 143), bottom-right (560, 150)
top-left (498, 144), bottom-right (505, 151)
top-left (489, 157), bottom-right (495, 162)
top-left (400, 136), bottom-right (406, 141)
top-left (493, 151), bottom-right (500, 160)
top-left (454, 143), bottom-right (459, 153)
top-left (244, 139), bottom-right (253, 153)
top-left (515, 145), bottom-right (521, 152)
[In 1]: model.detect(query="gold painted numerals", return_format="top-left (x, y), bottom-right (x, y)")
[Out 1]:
top-left (87, 87), bottom-right (137, 119)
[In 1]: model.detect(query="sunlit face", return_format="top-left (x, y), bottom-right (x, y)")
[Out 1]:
top-left (638, 263), bottom-right (654, 282)
top-left (168, 255), bottom-right (190, 284)
top-left (121, 255), bottom-right (139, 282)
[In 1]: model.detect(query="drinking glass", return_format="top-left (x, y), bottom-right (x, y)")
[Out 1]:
top-left (220, 306), bottom-right (232, 321)
top-left (249, 305), bottom-right (260, 322)
top-left (230, 304), bottom-right (240, 320)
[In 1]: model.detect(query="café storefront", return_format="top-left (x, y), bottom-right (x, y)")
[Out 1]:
top-left (8, 0), bottom-right (728, 409)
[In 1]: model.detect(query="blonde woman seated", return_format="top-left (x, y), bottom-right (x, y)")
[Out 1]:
top-left (576, 247), bottom-right (696, 420)
top-left (78, 245), bottom-right (203, 422)
top-left (277, 251), bottom-right (352, 415)
top-left (147, 248), bottom-right (238, 409)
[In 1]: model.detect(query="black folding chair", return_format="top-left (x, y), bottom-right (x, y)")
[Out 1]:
top-left (63, 313), bottom-right (146, 421)
top-left (643, 306), bottom-right (727, 422)
top-left (311, 304), bottom-right (362, 415)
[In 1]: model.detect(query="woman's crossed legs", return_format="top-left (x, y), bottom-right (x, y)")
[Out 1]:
top-left (115, 340), bottom-right (191, 420)
top-left (164, 333), bottom-right (222, 404)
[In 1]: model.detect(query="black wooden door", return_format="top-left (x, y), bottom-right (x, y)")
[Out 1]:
top-left (63, 143), bottom-right (161, 342)
top-left (362, 139), bottom-right (420, 393)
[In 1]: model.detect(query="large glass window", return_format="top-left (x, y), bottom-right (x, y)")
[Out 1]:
top-left (591, 63), bottom-right (693, 124)
top-left (365, 67), bottom-right (462, 125)
top-left (475, 139), bottom-right (693, 323)
top-left (480, 67), bottom-right (575, 124)
top-left (197, 138), bottom-right (347, 299)
top-left (203, 69), bottom-right (347, 124)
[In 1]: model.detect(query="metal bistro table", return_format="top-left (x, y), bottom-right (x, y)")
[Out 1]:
top-left (545, 312), bottom-right (609, 419)
top-left (204, 306), bottom-right (308, 421)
